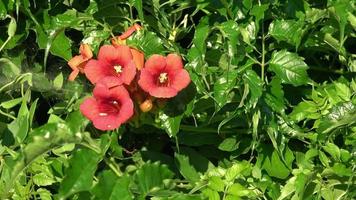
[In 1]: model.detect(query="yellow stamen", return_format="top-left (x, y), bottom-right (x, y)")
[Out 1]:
top-left (114, 65), bottom-right (122, 73)
top-left (159, 73), bottom-right (168, 83)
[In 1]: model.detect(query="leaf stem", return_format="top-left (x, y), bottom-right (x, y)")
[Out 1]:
top-left (104, 157), bottom-right (123, 177)
top-left (0, 37), bottom-right (12, 52)
top-left (261, 33), bottom-right (266, 82)
top-left (0, 109), bottom-right (16, 120)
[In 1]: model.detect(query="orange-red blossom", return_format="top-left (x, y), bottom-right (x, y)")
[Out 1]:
top-left (67, 44), bottom-right (93, 81)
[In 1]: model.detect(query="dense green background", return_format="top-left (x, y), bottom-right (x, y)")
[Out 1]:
top-left (0, 0), bottom-right (355, 199)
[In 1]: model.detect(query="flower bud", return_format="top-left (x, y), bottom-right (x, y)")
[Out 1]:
top-left (140, 98), bottom-right (153, 112)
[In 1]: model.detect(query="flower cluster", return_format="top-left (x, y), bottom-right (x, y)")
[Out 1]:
top-left (67, 24), bottom-right (191, 131)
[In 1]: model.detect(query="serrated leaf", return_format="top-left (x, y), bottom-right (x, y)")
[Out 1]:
top-left (317, 102), bottom-right (356, 134)
top-left (208, 176), bottom-right (225, 192)
top-left (175, 153), bottom-right (200, 183)
top-left (269, 19), bottom-right (304, 48)
top-left (257, 144), bottom-right (294, 179)
top-left (93, 170), bottom-right (133, 200)
top-left (264, 77), bottom-right (285, 113)
top-left (126, 31), bottom-right (165, 57)
top-left (33, 172), bottom-right (55, 186)
top-left (37, 188), bottom-right (52, 200)
top-left (158, 112), bottom-right (182, 137)
top-left (58, 148), bottom-right (101, 199)
top-left (269, 50), bottom-right (309, 86)
top-left (214, 70), bottom-right (238, 108)
top-left (134, 162), bottom-right (174, 197)
top-left (227, 183), bottom-right (249, 196)
top-left (243, 69), bottom-right (263, 106)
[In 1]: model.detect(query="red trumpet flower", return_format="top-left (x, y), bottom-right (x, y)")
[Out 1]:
top-left (138, 54), bottom-right (190, 98)
top-left (80, 78), bottom-right (134, 131)
top-left (84, 45), bottom-right (136, 85)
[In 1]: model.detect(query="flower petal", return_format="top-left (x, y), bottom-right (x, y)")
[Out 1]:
top-left (93, 81), bottom-right (111, 99)
top-left (116, 45), bottom-right (133, 66)
top-left (79, 44), bottom-right (93, 59)
top-left (138, 69), bottom-right (156, 93)
top-left (98, 76), bottom-right (123, 89)
top-left (117, 98), bottom-right (134, 123)
top-left (68, 55), bottom-right (84, 71)
top-left (119, 24), bottom-right (142, 40)
top-left (170, 69), bottom-right (191, 91)
top-left (84, 59), bottom-right (112, 84)
top-left (144, 54), bottom-right (166, 74)
top-left (98, 45), bottom-right (120, 64)
top-left (109, 85), bottom-right (131, 102)
top-left (130, 48), bottom-right (144, 70)
top-left (80, 97), bottom-right (100, 121)
top-left (68, 69), bottom-right (80, 81)
top-left (92, 114), bottom-right (121, 131)
top-left (121, 60), bottom-right (136, 85)
top-left (166, 53), bottom-right (183, 72)
top-left (150, 87), bottom-right (178, 98)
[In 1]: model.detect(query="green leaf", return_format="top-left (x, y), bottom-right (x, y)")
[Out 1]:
top-left (278, 177), bottom-right (296, 200)
top-left (126, 30), bottom-right (165, 57)
top-left (225, 161), bottom-right (251, 182)
top-left (322, 142), bottom-right (341, 162)
top-left (319, 150), bottom-right (330, 167)
top-left (7, 16), bottom-right (17, 37)
top-left (36, 28), bottom-right (72, 61)
top-left (257, 144), bottom-right (294, 179)
top-left (58, 148), bottom-right (101, 199)
top-left (242, 69), bottom-right (263, 106)
top-left (202, 188), bottom-right (220, 200)
top-left (331, 163), bottom-right (352, 177)
top-left (208, 176), bottom-right (225, 192)
top-left (218, 137), bottom-right (239, 152)
top-left (7, 99), bottom-right (29, 144)
top-left (0, 97), bottom-right (22, 109)
top-left (93, 170), bottom-right (133, 200)
top-left (134, 162), bottom-right (174, 197)
top-left (189, 17), bottom-right (209, 58)
top-left (214, 70), bottom-right (238, 108)
top-left (37, 188), bottom-right (52, 200)
top-left (250, 3), bottom-right (269, 31)
top-left (65, 111), bottom-right (88, 134)
top-left (269, 50), bottom-right (309, 86)
top-left (0, 58), bottom-right (21, 79)
top-left (317, 102), bottom-right (356, 134)
top-left (53, 72), bottom-right (63, 90)
top-left (175, 153), bottom-right (200, 183)
top-left (264, 77), bottom-right (285, 113)
top-left (130, 0), bottom-right (143, 21)
top-left (158, 112), bottom-right (182, 137)
top-left (227, 183), bottom-right (249, 196)
top-left (33, 172), bottom-right (55, 186)
top-left (269, 19), bottom-right (304, 48)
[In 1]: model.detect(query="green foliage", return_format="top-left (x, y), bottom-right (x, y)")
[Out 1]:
top-left (1, 0), bottom-right (356, 199)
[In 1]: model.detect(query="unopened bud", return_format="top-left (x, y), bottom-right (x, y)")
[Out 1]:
top-left (140, 99), bottom-right (153, 112)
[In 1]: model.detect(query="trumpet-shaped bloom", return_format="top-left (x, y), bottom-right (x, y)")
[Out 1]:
top-left (138, 54), bottom-right (190, 98)
top-left (80, 78), bottom-right (134, 131)
top-left (67, 44), bottom-right (93, 81)
top-left (84, 45), bottom-right (136, 85)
